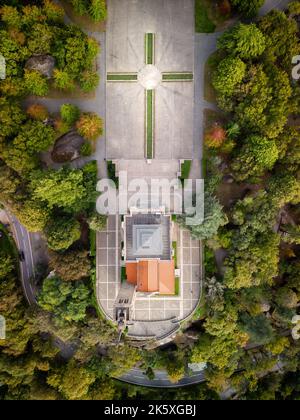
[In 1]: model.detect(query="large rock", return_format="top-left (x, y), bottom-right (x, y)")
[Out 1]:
top-left (51, 130), bottom-right (85, 163)
top-left (25, 55), bottom-right (55, 79)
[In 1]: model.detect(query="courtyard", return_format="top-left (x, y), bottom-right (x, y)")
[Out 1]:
top-left (106, 0), bottom-right (195, 160)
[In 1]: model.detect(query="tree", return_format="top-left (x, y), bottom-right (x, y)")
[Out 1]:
top-left (70, 0), bottom-right (107, 23)
top-left (0, 99), bottom-right (26, 138)
top-left (88, 213), bottom-right (107, 231)
top-left (53, 69), bottom-right (76, 91)
top-left (89, 0), bottom-right (107, 22)
top-left (43, 0), bottom-right (65, 23)
top-left (1, 120), bottom-right (55, 174)
top-left (231, 135), bottom-right (278, 181)
top-left (267, 174), bottom-right (300, 207)
top-left (79, 70), bottom-right (99, 93)
top-left (239, 313), bottom-right (275, 346)
top-left (14, 200), bottom-right (50, 232)
top-left (204, 123), bottom-right (226, 149)
top-left (38, 276), bottom-right (91, 323)
top-left (44, 216), bottom-right (81, 251)
top-left (30, 167), bottom-right (87, 212)
top-left (0, 6), bottom-right (22, 29)
top-left (47, 360), bottom-right (96, 400)
top-left (288, 2), bottom-right (300, 18)
top-left (0, 251), bottom-right (14, 279)
top-left (231, 0), bottom-right (264, 18)
top-left (76, 112), bottom-right (103, 140)
top-left (224, 232), bottom-right (280, 289)
top-left (218, 23), bottom-right (266, 59)
top-left (178, 193), bottom-right (228, 241)
top-left (212, 56), bottom-right (246, 96)
top-left (108, 345), bottom-right (142, 377)
top-left (49, 250), bottom-right (91, 282)
top-left (274, 287), bottom-right (298, 310)
top-left (258, 10), bottom-right (299, 72)
top-left (26, 104), bottom-right (49, 121)
top-left (60, 104), bottom-right (80, 127)
top-left (24, 70), bottom-right (49, 97)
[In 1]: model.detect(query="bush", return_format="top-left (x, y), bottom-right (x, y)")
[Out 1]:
top-left (212, 56), bottom-right (246, 96)
top-left (26, 104), bottom-right (49, 121)
top-left (53, 69), bottom-right (76, 91)
top-left (60, 104), bottom-right (80, 126)
top-left (24, 70), bottom-right (49, 96)
top-left (79, 70), bottom-right (99, 93)
top-left (80, 142), bottom-right (93, 157)
top-left (205, 123), bottom-right (227, 148)
top-left (76, 112), bottom-right (103, 140)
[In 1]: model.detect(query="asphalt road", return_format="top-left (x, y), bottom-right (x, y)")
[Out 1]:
top-left (0, 210), bottom-right (45, 306)
top-left (117, 367), bottom-right (206, 388)
top-left (259, 0), bottom-right (291, 15)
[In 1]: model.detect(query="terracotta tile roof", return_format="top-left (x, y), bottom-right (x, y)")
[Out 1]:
top-left (126, 259), bottom-right (175, 295)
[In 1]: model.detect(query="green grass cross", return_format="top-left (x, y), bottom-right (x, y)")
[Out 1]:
top-left (107, 33), bottom-right (193, 160)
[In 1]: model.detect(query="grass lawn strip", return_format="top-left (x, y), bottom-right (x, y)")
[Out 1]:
top-left (162, 72), bottom-right (193, 81)
top-left (146, 89), bottom-right (154, 159)
top-left (107, 73), bottom-right (138, 82)
top-left (145, 33), bottom-right (155, 65)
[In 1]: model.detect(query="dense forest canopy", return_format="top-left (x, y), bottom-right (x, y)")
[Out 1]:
top-left (1, 0), bottom-right (300, 401)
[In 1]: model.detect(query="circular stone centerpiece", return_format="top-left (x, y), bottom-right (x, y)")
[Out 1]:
top-left (138, 64), bottom-right (162, 90)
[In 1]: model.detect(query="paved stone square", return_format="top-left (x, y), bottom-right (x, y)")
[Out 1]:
top-left (106, 0), bottom-right (194, 160)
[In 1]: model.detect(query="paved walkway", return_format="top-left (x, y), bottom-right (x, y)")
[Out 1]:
top-left (96, 215), bottom-right (121, 320)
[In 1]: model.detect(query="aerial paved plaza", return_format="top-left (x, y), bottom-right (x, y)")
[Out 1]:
top-left (1, 0), bottom-right (300, 402)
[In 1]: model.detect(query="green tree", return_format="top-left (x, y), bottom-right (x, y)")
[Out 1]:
top-left (231, 0), bottom-right (264, 18)
top-left (24, 70), bottom-right (49, 97)
top-left (43, 0), bottom-right (65, 22)
top-left (0, 6), bottom-right (22, 29)
top-left (60, 104), bottom-right (80, 127)
top-left (49, 250), bottom-right (91, 282)
top-left (0, 99), bottom-right (26, 138)
top-left (14, 200), bottom-right (50, 232)
top-left (88, 213), bottom-right (107, 231)
top-left (239, 313), bottom-right (275, 346)
top-left (258, 10), bottom-right (299, 71)
top-left (38, 276), bottom-right (91, 323)
top-left (231, 135), bottom-right (278, 181)
top-left (218, 23), bottom-right (266, 59)
top-left (79, 70), bottom-right (99, 93)
top-left (178, 193), bottom-right (228, 241)
top-left (45, 216), bottom-right (81, 251)
top-left (224, 232), bottom-right (280, 289)
top-left (30, 167), bottom-right (87, 212)
top-left (89, 0), bottom-right (107, 22)
top-left (47, 360), bottom-right (96, 400)
top-left (53, 69), bottom-right (76, 91)
top-left (212, 56), bottom-right (246, 96)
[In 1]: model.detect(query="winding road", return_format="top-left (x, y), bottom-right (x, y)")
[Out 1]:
top-left (0, 210), bottom-right (48, 306)
top-left (117, 367), bottom-right (206, 388)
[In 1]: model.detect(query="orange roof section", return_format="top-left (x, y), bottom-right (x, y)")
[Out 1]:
top-left (126, 259), bottom-right (175, 295)
top-left (158, 260), bottom-right (175, 295)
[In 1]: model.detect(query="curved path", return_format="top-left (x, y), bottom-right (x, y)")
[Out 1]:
top-left (117, 367), bottom-right (206, 388)
top-left (0, 210), bottom-right (48, 306)
top-left (259, 0), bottom-right (291, 15)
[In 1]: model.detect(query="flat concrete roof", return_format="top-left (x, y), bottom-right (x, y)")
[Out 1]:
top-left (125, 213), bottom-right (171, 261)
